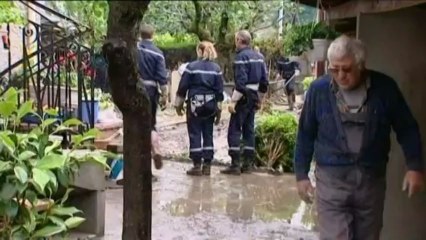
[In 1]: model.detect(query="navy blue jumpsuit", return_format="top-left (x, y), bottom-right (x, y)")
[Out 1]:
top-left (177, 60), bottom-right (224, 165)
top-left (228, 47), bottom-right (268, 167)
top-left (136, 40), bottom-right (168, 130)
top-left (277, 56), bottom-right (299, 94)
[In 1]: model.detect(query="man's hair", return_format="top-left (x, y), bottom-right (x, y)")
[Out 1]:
top-left (140, 24), bottom-right (155, 40)
top-left (327, 35), bottom-right (367, 69)
top-left (196, 41), bottom-right (217, 60)
top-left (235, 30), bottom-right (252, 45)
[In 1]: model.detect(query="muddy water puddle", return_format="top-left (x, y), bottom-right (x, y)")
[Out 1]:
top-left (104, 161), bottom-right (318, 240)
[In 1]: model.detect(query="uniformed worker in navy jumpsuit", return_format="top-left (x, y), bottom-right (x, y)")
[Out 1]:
top-left (136, 24), bottom-right (168, 170)
top-left (276, 56), bottom-right (300, 110)
top-left (221, 30), bottom-right (269, 175)
top-left (174, 41), bottom-right (224, 176)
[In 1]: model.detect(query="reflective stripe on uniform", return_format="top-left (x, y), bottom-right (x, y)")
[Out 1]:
top-left (184, 69), bottom-right (222, 75)
top-left (203, 146), bottom-right (214, 151)
top-left (137, 47), bottom-right (165, 60)
top-left (246, 84), bottom-right (259, 91)
top-left (229, 147), bottom-right (240, 151)
top-left (234, 59), bottom-right (264, 64)
top-left (243, 146), bottom-right (255, 151)
top-left (190, 148), bottom-right (203, 152)
top-left (143, 80), bottom-right (158, 87)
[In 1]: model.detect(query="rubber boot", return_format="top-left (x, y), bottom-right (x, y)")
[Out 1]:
top-left (288, 94), bottom-right (294, 111)
top-left (241, 163), bottom-right (254, 174)
top-left (187, 164), bottom-right (203, 176)
top-left (202, 163), bottom-right (211, 176)
top-left (151, 130), bottom-right (163, 169)
top-left (220, 158), bottom-right (241, 175)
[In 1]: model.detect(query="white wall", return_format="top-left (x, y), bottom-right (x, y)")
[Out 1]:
top-left (358, 6), bottom-right (426, 240)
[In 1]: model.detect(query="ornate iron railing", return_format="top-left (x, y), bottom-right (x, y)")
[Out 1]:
top-left (0, 1), bottom-right (99, 129)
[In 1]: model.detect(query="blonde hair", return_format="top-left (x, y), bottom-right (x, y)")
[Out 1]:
top-left (196, 41), bottom-right (217, 60)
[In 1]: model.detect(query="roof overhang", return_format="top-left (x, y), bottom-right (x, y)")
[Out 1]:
top-left (293, 0), bottom-right (351, 8)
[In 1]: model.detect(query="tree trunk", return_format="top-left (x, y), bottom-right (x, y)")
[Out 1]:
top-left (103, 1), bottom-right (151, 239)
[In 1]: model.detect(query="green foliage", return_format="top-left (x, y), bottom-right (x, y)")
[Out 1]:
top-left (0, 87), bottom-right (110, 239)
top-left (283, 24), bottom-right (313, 57)
top-left (154, 33), bottom-right (198, 49)
top-left (49, 1), bottom-right (108, 48)
top-left (302, 76), bottom-right (315, 91)
top-left (0, 2), bottom-right (25, 25)
top-left (284, 22), bottom-right (340, 56)
top-left (144, 0), bottom-right (283, 42)
top-left (255, 112), bottom-right (298, 172)
top-left (311, 22), bottom-right (340, 39)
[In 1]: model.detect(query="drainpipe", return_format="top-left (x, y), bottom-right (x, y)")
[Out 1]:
top-left (278, 1), bottom-right (284, 40)
top-left (314, 8), bottom-right (326, 78)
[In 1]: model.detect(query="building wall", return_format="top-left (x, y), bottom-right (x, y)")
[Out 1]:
top-left (358, 6), bottom-right (426, 240)
top-left (327, 0), bottom-right (426, 20)
top-left (0, 3), bottom-right (40, 74)
top-left (0, 24), bottom-right (24, 73)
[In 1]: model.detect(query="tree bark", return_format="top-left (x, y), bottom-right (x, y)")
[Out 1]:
top-left (103, 1), bottom-right (151, 239)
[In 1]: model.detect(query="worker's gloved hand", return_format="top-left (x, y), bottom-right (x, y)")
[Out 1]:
top-left (215, 102), bottom-right (223, 125)
top-left (175, 105), bottom-right (184, 116)
top-left (228, 102), bottom-right (237, 114)
top-left (215, 110), bottom-right (221, 125)
top-left (255, 92), bottom-right (265, 111)
top-left (159, 85), bottom-right (168, 110)
top-left (159, 95), bottom-right (168, 110)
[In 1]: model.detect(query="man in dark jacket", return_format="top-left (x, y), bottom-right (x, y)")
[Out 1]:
top-left (294, 35), bottom-right (424, 239)
top-left (276, 56), bottom-right (300, 110)
top-left (137, 24), bottom-right (168, 169)
top-left (221, 30), bottom-right (269, 175)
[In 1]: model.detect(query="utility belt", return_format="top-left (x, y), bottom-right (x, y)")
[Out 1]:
top-left (189, 93), bottom-right (218, 118)
top-left (142, 79), bottom-right (163, 96)
top-left (142, 79), bottom-right (158, 88)
top-left (235, 83), bottom-right (260, 108)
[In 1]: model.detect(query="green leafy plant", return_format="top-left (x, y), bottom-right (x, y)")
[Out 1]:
top-left (154, 33), bottom-right (198, 49)
top-left (255, 112), bottom-right (298, 173)
top-left (0, 2), bottom-right (25, 25)
top-left (99, 92), bottom-right (114, 110)
top-left (0, 87), bottom-right (110, 239)
top-left (283, 22), bottom-right (340, 56)
top-left (302, 76), bottom-right (314, 91)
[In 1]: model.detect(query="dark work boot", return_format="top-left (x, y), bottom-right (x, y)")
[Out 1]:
top-left (202, 164), bottom-right (211, 176)
top-left (241, 165), bottom-right (253, 174)
top-left (220, 161), bottom-right (241, 175)
top-left (221, 157), bottom-right (241, 175)
top-left (186, 164), bottom-right (203, 176)
top-left (220, 166), bottom-right (241, 175)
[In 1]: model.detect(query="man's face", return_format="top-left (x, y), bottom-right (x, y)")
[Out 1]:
top-left (328, 56), bottom-right (363, 90)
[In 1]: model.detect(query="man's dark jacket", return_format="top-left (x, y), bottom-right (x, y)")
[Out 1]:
top-left (294, 70), bottom-right (423, 181)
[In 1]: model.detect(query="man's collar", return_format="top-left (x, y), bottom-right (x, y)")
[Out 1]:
top-left (236, 46), bottom-right (250, 53)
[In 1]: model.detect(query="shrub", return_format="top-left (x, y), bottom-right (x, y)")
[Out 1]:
top-left (302, 76), bottom-right (315, 91)
top-left (255, 112), bottom-right (298, 173)
top-left (0, 87), bottom-right (110, 238)
top-left (154, 33), bottom-right (198, 49)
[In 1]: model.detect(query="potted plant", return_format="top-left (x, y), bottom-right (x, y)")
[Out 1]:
top-left (0, 87), bottom-right (110, 239)
top-left (80, 88), bottom-right (102, 125)
top-left (309, 22), bottom-right (340, 62)
top-left (283, 22), bottom-right (339, 62)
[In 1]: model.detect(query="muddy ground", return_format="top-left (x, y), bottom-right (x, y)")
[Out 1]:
top-left (155, 93), bottom-right (303, 166)
top-left (102, 161), bottom-right (319, 240)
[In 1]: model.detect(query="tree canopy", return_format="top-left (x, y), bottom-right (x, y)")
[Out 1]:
top-left (0, 1), bottom-right (25, 24)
